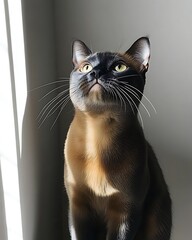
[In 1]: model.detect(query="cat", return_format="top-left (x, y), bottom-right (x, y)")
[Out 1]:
top-left (64, 37), bottom-right (172, 240)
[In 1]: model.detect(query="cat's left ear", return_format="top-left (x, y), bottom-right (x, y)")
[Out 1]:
top-left (125, 37), bottom-right (150, 72)
top-left (72, 40), bottom-right (92, 66)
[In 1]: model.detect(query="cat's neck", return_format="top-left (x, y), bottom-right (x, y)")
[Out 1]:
top-left (71, 109), bottom-right (142, 162)
top-left (74, 108), bottom-right (139, 133)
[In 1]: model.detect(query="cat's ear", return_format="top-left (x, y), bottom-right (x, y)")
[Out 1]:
top-left (72, 40), bottom-right (92, 66)
top-left (126, 37), bottom-right (150, 72)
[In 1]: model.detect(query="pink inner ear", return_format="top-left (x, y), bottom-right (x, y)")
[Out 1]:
top-left (142, 56), bottom-right (150, 68)
top-left (141, 44), bottom-right (150, 67)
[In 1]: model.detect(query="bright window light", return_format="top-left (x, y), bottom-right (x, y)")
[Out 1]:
top-left (0, 0), bottom-right (27, 239)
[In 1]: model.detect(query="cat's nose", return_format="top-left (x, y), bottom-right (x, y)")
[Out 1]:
top-left (90, 70), bottom-right (101, 79)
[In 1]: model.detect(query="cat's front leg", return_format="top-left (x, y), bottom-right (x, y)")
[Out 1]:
top-left (69, 199), bottom-right (98, 240)
top-left (106, 212), bottom-right (141, 240)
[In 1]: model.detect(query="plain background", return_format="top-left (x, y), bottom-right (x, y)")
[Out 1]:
top-left (0, 0), bottom-right (191, 240)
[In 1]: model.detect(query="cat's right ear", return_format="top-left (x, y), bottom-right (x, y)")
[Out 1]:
top-left (72, 40), bottom-right (92, 66)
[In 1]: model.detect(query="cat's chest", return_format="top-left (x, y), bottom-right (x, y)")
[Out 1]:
top-left (84, 120), bottom-right (119, 197)
top-left (85, 157), bottom-right (118, 197)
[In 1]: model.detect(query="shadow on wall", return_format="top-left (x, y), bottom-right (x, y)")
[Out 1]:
top-left (159, 152), bottom-right (192, 240)
top-left (18, 93), bottom-right (71, 240)
top-left (20, 0), bottom-right (72, 238)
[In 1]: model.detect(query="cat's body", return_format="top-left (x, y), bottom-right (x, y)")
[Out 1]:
top-left (64, 37), bottom-right (172, 240)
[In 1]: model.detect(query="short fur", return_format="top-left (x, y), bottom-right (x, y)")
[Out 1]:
top-left (64, 37), bottom-right (172, 240)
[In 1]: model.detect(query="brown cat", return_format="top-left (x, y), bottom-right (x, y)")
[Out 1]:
top-left (64, 37), bottom-right (172, 240)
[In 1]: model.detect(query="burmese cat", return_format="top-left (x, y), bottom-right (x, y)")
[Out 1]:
top-left (64, 37), bottom-right (172, 240)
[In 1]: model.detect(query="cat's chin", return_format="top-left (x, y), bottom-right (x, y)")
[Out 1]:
top-left (88, 84), bottom-right (103, 102)
top-left (71, 87), bottom-right (122, 113)
top-left (89, 83), bottom-right (101, 93)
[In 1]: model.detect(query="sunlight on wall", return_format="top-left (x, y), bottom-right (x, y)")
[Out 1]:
top-left (0, 0), bottom-right (27, 239)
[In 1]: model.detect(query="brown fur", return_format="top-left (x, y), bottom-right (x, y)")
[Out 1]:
top-left (64, 38), bottom-right (172, 240)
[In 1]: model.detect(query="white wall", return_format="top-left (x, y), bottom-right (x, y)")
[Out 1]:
top-left (0, 165), bottom-right (7, 240)
top-left (55, 0), bottom-right (192, 239)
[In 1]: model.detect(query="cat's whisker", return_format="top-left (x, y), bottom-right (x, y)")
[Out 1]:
top-left (114, 83), bottom-right (144, 128)
top-left (117, 87), bottom-right (128, 112)
top-left (116, 74), bottom-right (141, 80)
top-left (137, 108), bottom-right (144, 129)
top-left (37, 89), bottom-right (68, 122)
top-left (109, 84), bottom-right (124, 110)
top-left (46, 95), bottom-right (70, 118)
top-left (80, 80), bottom-right (90, 91)
top-left (38, 84), bottom-right (79, 127)
top-left (111, 80), bottom-right (134, 114)
top-left (50, 95), bottom-right (71, 120)
top-left (121, 88), bottom-right (135, 114)
top-left (104, 82), bottom-right (116, 102)
top-left (121, 85), bottom-right (151, 117)
top-left (114, 84), bottom-right (135, 114)
top-left (38, 94), bottom-right (70, 127)
top-left (126, 92), bottom-right (144, 129)
top-left (69, 86), bottom-right (82, 100)
top-left (39, 85), bottom-right (69, 101)
top-left (29, 79), bottom-right (69, 92)
top-left (107, 84), bottom-right (117, 102)
top-left (119, 83), bottom-right (140, 99)
top-left (107, 79), bottom-right (121, 97)
top-left (50, 97), bottom-right (71, 130)
top-left (68, 85), bottom-right (83, 103)
top-left (99, 83), bottom-right (109, 96)
top-left (122, 83), bottom-right (157, 114)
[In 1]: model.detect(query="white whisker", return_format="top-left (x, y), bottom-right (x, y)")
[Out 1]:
top-left (122, 85), bottom-right (151, 117)
top-left (107, 84), bottom-right (117, 101)
top-left (123, 83), bottom-right (157, 114)
top-left (50, 97), bottom-right (71, 130)
top-left (116, 74), bottom-right (141, 80)
top-left (29, 79), bottom-right (69, 92)
top-left (109, 84), bottom-right (124, 110)
top-left (113, 82), bottom-right (144, 128)
top-left (113, 83), bottom-right (135, 114)
top-left (127, 93), bottom-right (144, 129)
top-left (37, 85), bottom-right (78, 124)
top-left (37, 90), bottom-right (68, 121)
top-left (39, 85), bottom-right (69, 101)
top-left (38, 94), bottom-right (70, 127)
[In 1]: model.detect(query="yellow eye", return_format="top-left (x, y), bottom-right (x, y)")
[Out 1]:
top-left (79, 63), bottom-right (93, 73)
top-left (114, 64), bottom-right (127, 72)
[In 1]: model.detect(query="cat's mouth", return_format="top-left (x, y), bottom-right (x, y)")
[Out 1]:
top-left (88, 78), bottom-right (104, 94)
top-left (89, 82), bottom-right (102, 93)
top-left (87, 81), bottom-right (103, 103)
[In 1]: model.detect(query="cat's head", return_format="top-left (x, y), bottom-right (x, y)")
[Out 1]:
top-left (70, 37), bottom-right (150, 114)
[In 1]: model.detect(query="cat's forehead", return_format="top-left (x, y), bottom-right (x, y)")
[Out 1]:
top-left (87, 52), bottom-right (123, 65)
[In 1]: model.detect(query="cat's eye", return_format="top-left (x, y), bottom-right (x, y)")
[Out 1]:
top-left (79, 63), bottom-right (93, 73)
top-left (114, 64), bottom-right (127, 72)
